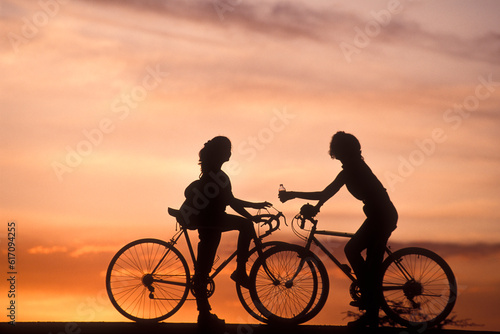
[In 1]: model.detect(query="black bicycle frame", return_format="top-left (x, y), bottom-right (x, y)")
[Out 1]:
top-left (301, 220), bottom-right (412, 286)
top-left (151, 223), bottom-right (276, 286)
top-left (302, 222), bottom-right (357, 282)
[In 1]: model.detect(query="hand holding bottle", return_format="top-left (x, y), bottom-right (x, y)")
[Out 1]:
top-left (278, 184), bottom-right (293, 203)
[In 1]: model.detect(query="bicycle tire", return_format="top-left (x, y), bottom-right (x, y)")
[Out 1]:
top-left (249, 243), bottom-right (329, 325)
top-left (235, 241), bottom-right (288, 323)
top-left (380, 247), bottom-right (457, 329)
top-left (106, 238), bottom-right (190, 322)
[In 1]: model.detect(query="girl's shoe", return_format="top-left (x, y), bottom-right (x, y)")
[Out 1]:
top-left (198, 312), bottom-right (225, 328)
top-left (230, 270), bottom-right (251, 289)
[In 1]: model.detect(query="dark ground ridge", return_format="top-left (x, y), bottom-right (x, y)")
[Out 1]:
top-left (1, 322), bottom-right (499, 334)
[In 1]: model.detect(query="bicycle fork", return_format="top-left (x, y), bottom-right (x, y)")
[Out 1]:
top-left (260, 246), bottom-right (312, 289)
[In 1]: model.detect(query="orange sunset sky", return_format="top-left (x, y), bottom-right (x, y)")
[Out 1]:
top-left (1, 0), bottom-right (500, 330)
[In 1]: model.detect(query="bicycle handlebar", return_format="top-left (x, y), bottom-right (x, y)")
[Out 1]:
top-left (253, 211), bottom-right (285, 239)
top-left (296, 203), bottom-right (318, 229)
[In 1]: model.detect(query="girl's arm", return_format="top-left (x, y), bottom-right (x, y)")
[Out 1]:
top-left (234, 198), bottom-right (272, 209)
top-left (280, 171), bottom-right (345, 212)
top-left (230, 198), bottom-right (272, 220)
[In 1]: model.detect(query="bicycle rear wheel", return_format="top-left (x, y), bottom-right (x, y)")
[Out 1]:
top-left (249, 243), bottom-right (329, 325)
top-left (106, 238), bottom-right (190, 322)
top-left (381, 247), bottom-right (457, 328)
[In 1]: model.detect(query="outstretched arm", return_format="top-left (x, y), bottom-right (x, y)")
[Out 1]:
top-left (230, 198), bottom-right (272, 221)
top-left (279, 171), bottom-right (345, 212)
top-left (279, 190), bottom-right (324, 202)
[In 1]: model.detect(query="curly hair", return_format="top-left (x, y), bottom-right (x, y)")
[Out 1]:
top-left (198, 136), bottom-right (232, 176)
top-left (329, 131), bottom-right (362, 160)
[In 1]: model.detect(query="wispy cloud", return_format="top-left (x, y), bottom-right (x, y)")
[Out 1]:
top-left (28, 245), bottom-right (68, 255)
top-left (69, 245), bottom-right (120, 257)
top-left (389, 241), bottom-right (500, 260)
top-left (26, 244), bottom-right (120, 257)
top-left (380, 22), bottom-right (500, 65)
top-left (80, 0), bottom-right (500, 65)
top-left (4, 0), bottom-right (499, 67)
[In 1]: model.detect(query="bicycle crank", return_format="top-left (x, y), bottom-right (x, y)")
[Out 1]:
top-left (190, 277), bottom-right (215, 298)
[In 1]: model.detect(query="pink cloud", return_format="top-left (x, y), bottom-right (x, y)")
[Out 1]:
top-left (28, 245), bottom-right (68, 255)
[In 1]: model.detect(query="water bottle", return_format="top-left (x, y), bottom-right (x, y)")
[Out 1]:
top-left (279, 184), bottom-right (287, 203)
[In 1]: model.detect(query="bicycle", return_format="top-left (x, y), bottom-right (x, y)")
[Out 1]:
top-left (105, 206), bottom-right (290, 323)
top-left (249, 204), bottom-right (458, 328)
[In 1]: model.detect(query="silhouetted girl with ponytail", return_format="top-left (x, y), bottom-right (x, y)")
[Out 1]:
top-left (180, 136), bottom-right (271, 328)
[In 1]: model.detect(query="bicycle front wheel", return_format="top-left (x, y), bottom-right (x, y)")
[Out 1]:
top-left (235, 241), bottom-right (287, 323)
top-left (381, 247), bottom-right (457, 328)
top-left (249, 244), bottom-right (329, 325)
top-left (106, 238), bottom-right (190, 322)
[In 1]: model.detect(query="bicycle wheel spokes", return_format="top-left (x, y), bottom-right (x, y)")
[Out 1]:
top-left (235, 241), bottom-right (286, 323)
top-left (382, 247), bottom-right (457, 328)
top-left (257, 250), bottom-right (313, 319)
top-left (250, 245), bottom-right (329, 324)
top-left (106, 239), bottom-right (189, 322)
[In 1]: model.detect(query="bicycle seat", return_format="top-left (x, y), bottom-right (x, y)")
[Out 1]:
top-left (168, 207), bottom-right (198, 230)
top-left (168, 207), bottom-right (181, 218)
